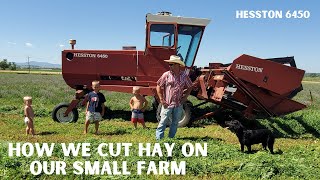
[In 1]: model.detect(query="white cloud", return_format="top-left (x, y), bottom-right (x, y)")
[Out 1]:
top-left (8, 42), bottom-right (17, 45)
top-left (59, 44), bottom-right (65, 48)
top-left (25, 42), bottom-right (33, 47)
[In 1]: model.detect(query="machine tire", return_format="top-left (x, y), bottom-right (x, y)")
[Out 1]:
top-left (52, 103), bottom-right (79, 123)
top-left (152, 97), bottom-right (159, 112)
top-left (156, 101), bottom-right (192, 128)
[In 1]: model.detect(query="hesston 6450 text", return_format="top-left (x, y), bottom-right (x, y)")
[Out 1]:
top-left (236, 10), bottom-right (310, 19)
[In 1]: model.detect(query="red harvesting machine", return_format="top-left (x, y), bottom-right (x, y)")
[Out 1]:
top-left (52, 12), bottom-right (306, 127)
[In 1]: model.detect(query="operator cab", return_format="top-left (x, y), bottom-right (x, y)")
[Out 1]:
top-left (146, 12), bottom-right (211, 67)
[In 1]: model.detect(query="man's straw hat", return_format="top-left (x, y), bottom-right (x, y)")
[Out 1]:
top-left (164, 55), bottom-right (185, 67)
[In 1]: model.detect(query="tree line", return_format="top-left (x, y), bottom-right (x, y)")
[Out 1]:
top-left (0, 59), bottom-right (17, 70)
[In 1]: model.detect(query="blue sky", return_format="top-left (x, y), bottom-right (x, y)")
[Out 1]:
top-left (0, 0), bottom-right (319, 72)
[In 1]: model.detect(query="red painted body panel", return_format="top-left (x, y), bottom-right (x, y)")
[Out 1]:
top-left (62, 49), bottom-right (171, 91)
top-left (230, 54), bottom-right (304, 95)
top-left (196, 54), bottom-right (306, 118)
top-left (241, 82), bottom-right (306, 116)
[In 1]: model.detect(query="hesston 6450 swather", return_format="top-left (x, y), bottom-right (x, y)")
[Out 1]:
top-left (52, 12), bottom-right (306, 127)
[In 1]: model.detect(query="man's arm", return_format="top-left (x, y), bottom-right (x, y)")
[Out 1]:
top-left (181, 76), bottom-right (193, 103)
top-left (156, 85), bottom-right (163, 101)
top-left (156, 85), bottom-right (167, 107)
top-left (181, 86), bottom-right (192, 103)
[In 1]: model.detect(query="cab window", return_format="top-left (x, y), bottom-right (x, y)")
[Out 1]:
top-left (150, 24), bottom-right (175, 47)
top-left (177, 25), bottom-right (203, 67)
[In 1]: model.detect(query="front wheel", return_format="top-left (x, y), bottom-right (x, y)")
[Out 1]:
top-left (156, 102), bottom-right (192, 127)
top-left (52, 103), bottom-right (79, 123)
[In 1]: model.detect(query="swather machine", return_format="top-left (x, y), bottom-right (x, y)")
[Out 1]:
top-left (52, 12), bottom-right (306, 127)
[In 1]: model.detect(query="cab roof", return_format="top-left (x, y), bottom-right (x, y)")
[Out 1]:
top-left (146, 13), bottom-right (211, 27)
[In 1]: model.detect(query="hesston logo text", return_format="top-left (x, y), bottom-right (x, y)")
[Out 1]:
top-left (74, 53), bottom-right (109, 59)
top-left (235, 64), bottom-right (263, 73)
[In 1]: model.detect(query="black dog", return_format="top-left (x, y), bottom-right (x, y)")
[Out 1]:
top-left (225, 120), bottom-right (275, 154)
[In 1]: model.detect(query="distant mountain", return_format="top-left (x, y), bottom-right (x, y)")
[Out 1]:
top-left (15, 61), bottom-right (61, 69)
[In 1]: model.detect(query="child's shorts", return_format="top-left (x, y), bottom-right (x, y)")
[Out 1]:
top-left (86, 112), bottom-right (102, 123)
top-left (24, 117), bottom-right (29, 125)
top-left (131, 109), bottom-right (144, 123)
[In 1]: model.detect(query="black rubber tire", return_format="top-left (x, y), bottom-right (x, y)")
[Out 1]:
top-left (52, 103), bottom-right (79, 123)
top-left (156, 101), bottom-right (192, 128)
top-left (152, 97), bottom-right (159, 112)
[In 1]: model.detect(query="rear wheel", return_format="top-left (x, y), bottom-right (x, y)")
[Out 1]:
top-left (152, 97), bottom-right (159, 111)
top-left (156, 101), bottom-right (192, 127)
top-left (52, 103), bottom-right (79, 123)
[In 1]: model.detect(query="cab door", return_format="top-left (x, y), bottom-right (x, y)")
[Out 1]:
top-left (144, 23), bottom-right (177, 79)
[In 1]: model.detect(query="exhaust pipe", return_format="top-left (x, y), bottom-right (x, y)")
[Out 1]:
top-left (69, 39), bottom-right (76, 50)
